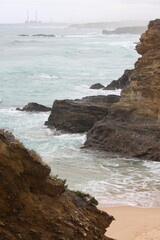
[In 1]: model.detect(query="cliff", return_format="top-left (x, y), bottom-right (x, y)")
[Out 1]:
top-left (0, 130), bottom-right (114, 240)
top-left (117, 19), bottom-right (160, 120)
top-left (84, 19), bottom-right (160, 161)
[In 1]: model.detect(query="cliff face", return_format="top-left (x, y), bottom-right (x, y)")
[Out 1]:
top-left (117, 19), bottom-right (160, 120)
top-left (0, 130), bottom-right (113, 240)
top-left (84, 19), bottom-right (160, 161)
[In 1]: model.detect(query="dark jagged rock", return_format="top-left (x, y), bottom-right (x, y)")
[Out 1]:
top-left (17, 102), bottom-right (51, 112)
top-left (45, 95), bottom-right (120, 133)
top-left (0, 130), bottom-right (114, 239)
top-left (84, 19), bottom-right (160, 161)
top-left (104, 69), bottom-right (132, 90)
top-left (90, 83), bottom-right (104, 89)
top-left (102, 26), bottom-right (147, 35)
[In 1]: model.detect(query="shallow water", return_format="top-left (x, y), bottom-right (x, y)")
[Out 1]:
top-left (0, 24), bottom-right (160, 207)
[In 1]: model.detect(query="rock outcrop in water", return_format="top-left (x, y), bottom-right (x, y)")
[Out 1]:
top-left (18, 34), bottom-right (56, 38)
top-left (32, 34), bottom-right (56, 37)
top-left (45, 95), bottom-right (120, 133)
top-left (17, 102), bottom-right (51, 112)
top-left (0, 130), bottom-right (114, 240)
top-left (90, 83), bottom-right (105, 89)
top-left (104, 69), bottom-right (132, 90)
top-left (84, 19), bottom-right (160, 161)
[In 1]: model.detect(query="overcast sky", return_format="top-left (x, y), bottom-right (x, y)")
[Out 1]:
top-left (0, 0), bottom-right (159, 23)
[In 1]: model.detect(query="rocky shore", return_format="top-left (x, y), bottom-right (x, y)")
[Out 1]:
top-left (43, 19), bottom-right (160, 161)
top-left (84, 19), bottom-right (160, 161)
top-left (0, 130), bottom-right (114, 240)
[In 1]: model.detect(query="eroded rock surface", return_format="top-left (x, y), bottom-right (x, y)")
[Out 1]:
top-left (84, 19), bottom-right (160, 161)
top-left (45, 95), bottom-right (120, 133)
top-left (118, 19), bottom-right (160, 120)
top-left (84, 109), bottom-right (160, 161)
top-left (0, 130), bottom-right (114, 240)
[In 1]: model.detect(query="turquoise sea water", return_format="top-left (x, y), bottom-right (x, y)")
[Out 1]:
top-left (0, 24), bottom-right (160, 207)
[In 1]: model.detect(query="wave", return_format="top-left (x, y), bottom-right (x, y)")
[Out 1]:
top-left (75, 177), bottom-right (160, 208)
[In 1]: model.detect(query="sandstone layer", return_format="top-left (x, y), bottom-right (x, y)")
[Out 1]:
top-left (117, 19), bottom-right (160, 120)
top-left (45, 95), bottom-right (120, 133)
top-left (0, 130), bottom-right (114, 240)
top-left (84, 19), bottom-right (160, 161)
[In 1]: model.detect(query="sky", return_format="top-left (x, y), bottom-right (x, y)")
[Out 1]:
top-left (0, 0), bottom-right (159, 23)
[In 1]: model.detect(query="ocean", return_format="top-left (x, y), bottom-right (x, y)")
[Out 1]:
top-left (0, 24), bottom-right (160, 207)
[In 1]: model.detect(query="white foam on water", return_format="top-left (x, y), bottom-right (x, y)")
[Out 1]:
top-left (0, 26), bottom-right (159, 208)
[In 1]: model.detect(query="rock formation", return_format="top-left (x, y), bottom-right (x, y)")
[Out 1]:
top-left (104, 69), bottom-right (132, 90)
top-left (117, 19), bottom-right (160, 120)
top-left (17, 102), bottom-right (51, 112)
top-left (45, 95), bottom-right (120, 133)
top-left (84, 19), bottom-right (160, 161)
top-left (0, 130), bottom-right (114, 240)
top-left (90, 83), bottom-right (104, 89)
top-left (102, 26), bottom-right (147, 35)
top-left (84, 112), bottom-right (160, 161)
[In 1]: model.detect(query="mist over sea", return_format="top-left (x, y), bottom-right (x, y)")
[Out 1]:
top-left (0, 24), bottom-right (160, 207)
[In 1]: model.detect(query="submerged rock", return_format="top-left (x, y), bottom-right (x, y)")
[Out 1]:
top-left (18, 34), bottom-right (29, 37)
top-left (84, 19), bottom-right (160, 161)
top-left (45, 95), bottom-right (120, 133)
top-left (17, 102), bottom-right (51, 112)
top-left (104, 69), bottom-right (132, 90)
top-left (0, 130), bottom-right (114, 240)
top-left (32, 34), bottom-right (56, 37)
top-left (90, 83), bottom-right (104, 89)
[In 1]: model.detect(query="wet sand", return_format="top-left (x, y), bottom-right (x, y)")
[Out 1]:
top-left (100, 206), bottom-right (160, 240)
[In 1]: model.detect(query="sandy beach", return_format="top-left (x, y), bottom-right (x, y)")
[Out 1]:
top-left (100, 206), bottom-right (160, 240)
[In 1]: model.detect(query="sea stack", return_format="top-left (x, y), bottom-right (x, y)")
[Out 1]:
top-left (84, 19), bottom-right (160, 161)
top-left (0, 130), bottom-right (114, 240)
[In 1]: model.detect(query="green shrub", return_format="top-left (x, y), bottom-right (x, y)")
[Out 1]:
top-left (71, 190), bottom-right (98, 206)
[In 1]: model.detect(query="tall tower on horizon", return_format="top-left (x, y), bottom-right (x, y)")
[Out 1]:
top-left (35, 10), bottom-right (38, 23)
top-left (25, 10), bottom-right (29, 23)
top-left (25, 9), bottom-right (42, 24)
